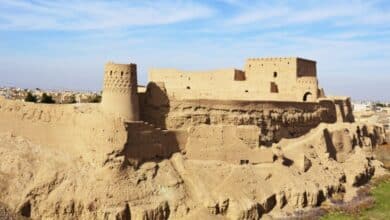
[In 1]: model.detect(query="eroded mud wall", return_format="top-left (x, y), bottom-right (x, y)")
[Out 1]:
top-left (0, 97), bottom-right (183, 166)
top-left (0, 98), bottom-right (127, 159)
top-left (140, 84), bottom-right (354, 146)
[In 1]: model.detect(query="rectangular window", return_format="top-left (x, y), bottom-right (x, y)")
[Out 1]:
top-left (270, 82), bottom-right (279, 93)
top-left (234, 70), bottom-right (246, 81)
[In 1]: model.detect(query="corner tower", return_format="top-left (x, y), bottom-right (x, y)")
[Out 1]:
top-left (102, 62), bottom-right (139, 121)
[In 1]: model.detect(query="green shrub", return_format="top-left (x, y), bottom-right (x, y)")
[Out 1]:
top-left (68, 95), bottom-right (77, 104)
top-left (24, 92), bottom-right (37, 103)
top-left (91, 95), bottom-right (102, 103)
top-left (376, 103), bottom-right (385, 108)
top-left (41, 93), bottom-right (55, 104)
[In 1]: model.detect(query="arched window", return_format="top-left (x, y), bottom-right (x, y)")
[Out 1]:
top-left (303, 92), bottom-right (312, 102)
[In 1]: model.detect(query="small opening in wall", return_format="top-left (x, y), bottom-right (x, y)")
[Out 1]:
top-left (121, 71), bottom-right (123, 76)
top-left (234, 71), bottom-right (246, 81)
top-left (270, 82), bottom-right (279, 93)
top-left (273, 72), bottom-right (277, 78)
top-left (186, 86), bottom-right (191, 90)
top-left (110, 70), bottom-right (112, 76)
top-left (303, 92), bottom-right (312, 102)
top-left (245, 90), bottom-right (248, 93)
top-left (240, 160), bottom-right (249, 165)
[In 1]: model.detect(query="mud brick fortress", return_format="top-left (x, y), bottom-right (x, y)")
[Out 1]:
top-left (149, 57), bottom-right (320, 102)
top-left (1, 57), bottom-right (388, 219)
top-left (0, 57), bottom-right (381, 166)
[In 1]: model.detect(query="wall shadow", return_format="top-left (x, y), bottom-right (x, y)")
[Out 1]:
top-left (139, 82), bottom-right (170, 129)
top-left (323, 128), bottom-right (337, 160)
top-left (121, 122), bottom-right (184, 167)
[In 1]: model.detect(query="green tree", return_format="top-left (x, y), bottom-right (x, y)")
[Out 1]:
top-left (24, 92), bottom-right (37, 103)
top-left (68, 95), bottom-right (77, 104)
top-left (376, 103), bottom-right (385, 108)
top-left (41, 93), bottom-right (55, 104)
top-left (91, 95), bottom-right (102, 103)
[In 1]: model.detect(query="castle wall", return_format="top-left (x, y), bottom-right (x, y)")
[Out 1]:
top-left (149, 68), bottom-right (252, 100)
top-left (102, 63), bottom-right (139, 121)
top-left (0, 98), bottom-right (128, 161)
top-left (244, 57), bottom-right (298, 100)
top-left (121, 122), bottom-right (184, 166)
top-left (0, 58), bottom-right (356, 166)
top-left (245, 58), bottom-right (318, 102)
top-left (183, 125), bottom-right (275, 164)
top-left (140, 84), bottom-right (353, 146)
top-left (148, 57), bottom-right (319, 102)
top-left (0, 97), bottom-right (183, 166)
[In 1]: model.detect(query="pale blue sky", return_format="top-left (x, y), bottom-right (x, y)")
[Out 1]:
top-left (0, 0), bottom-right (389, 101)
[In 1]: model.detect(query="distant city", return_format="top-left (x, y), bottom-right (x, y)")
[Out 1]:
top-left (0, 86), bottom-right (101, 104)
top-left (351, 100), bottom-right (390, 131)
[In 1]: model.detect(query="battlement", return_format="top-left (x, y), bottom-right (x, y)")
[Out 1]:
top-left (246, 57), bottom-right (316, 62)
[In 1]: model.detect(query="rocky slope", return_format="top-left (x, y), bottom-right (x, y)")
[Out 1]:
top-left (0, 122), bottom-right (387, 220)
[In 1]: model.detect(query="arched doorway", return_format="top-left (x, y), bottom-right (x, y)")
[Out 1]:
top-left (303, 92), bottom-right (312, 102)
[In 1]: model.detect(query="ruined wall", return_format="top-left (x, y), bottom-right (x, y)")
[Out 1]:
top-left (140, 83), bottom-right (352, 146)
top-left (333, 96), bottom-right (355, 123)
top-left (0, 97), bottom-right (127, 160)
top-left (0, 97), bottom-right (182, 166)
top-left (119, 122), bottom-right (185, 166)
top-left (183, 125), bottom-right (275, 164)
top-left (102, 62), bottom-right (139, 121)
top-left (139, 83), bottom-right (360, 164)
top-left (148, 57), bottom-right (319, 102)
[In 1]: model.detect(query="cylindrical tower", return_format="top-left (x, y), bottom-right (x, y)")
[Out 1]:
top-left (101, 62), bottom-right (139, 121)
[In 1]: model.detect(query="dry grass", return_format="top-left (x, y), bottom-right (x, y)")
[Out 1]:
top-left (321, 142), bottom-right (390, 220)
top-left (322, 175), bottom-right (390, 219)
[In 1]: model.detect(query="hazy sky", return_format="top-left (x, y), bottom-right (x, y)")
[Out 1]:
top-left (0, 0), bottom-right (389, 101)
